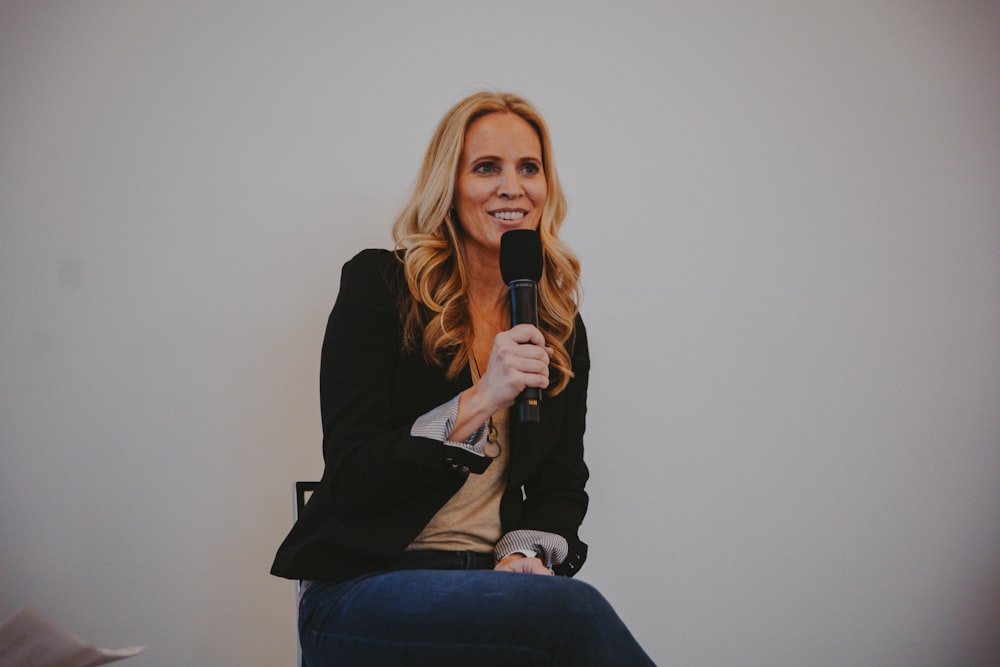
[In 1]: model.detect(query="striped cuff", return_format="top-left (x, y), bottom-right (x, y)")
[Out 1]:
top-left (411, 394), bottom-right (490, 456)
top-left (495, 530), bottom-right (569, 570)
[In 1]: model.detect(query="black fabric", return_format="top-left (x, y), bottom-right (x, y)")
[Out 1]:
top-left (270, 248), bottom-right (590, 582)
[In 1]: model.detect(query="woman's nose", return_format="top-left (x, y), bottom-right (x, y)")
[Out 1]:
top-left (497, 169), bottom-right (523, 198)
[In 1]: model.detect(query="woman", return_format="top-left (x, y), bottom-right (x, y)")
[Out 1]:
top-left (272, 91), bottom-right (654, 666)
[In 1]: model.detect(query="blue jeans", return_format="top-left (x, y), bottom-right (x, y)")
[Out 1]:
top-left (299, 550), bottom-right (656, 666)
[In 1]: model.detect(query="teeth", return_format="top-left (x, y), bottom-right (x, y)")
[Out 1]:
top-left (494, 211), bottom-right (525, 221)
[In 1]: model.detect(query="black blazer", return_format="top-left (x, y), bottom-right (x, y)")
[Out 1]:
top-left (271, 249), bottom-right (590, 582)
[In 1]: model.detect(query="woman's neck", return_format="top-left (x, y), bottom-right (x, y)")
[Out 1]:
top-left (464, 253), bottom-right (507, 312)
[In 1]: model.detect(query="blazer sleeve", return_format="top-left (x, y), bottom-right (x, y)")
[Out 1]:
top-left (512, 316), bottom-right (592, 576)
top-left (317, 249), bottom-right (485, 516)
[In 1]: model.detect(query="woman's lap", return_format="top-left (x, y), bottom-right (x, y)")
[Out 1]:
top-left (299, 567), bottom-right (655, 666)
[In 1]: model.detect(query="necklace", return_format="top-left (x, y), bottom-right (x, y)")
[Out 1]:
top-left (466, 295), bottom-right (506, 334)
top-left (470, 354), bottom-right (501, 459)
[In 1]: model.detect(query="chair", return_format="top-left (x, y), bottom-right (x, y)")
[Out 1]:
top-left (293, 481), bottom-right (318, 667)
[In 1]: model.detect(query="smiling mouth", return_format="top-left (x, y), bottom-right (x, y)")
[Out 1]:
top-left (492, 211), bottom-right (526, 221)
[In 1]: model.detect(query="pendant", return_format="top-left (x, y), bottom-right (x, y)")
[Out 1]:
top-left (483, 419), bottom-right (501, 459)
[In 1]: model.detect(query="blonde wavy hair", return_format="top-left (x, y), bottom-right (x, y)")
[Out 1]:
top-left (392, 91), bottom-right (581, 395)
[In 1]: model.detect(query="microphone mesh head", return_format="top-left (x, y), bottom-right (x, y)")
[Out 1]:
top-left (500, 229), bottom-right (543, 283)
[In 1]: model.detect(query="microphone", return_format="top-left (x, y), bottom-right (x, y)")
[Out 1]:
top-left (500, 229), bottom-right (544, 423)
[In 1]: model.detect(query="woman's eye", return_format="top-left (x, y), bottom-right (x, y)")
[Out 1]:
top-left (520, 162), bottom-right (541, 175)
top-left (473, 162), bottom-right (498, 174)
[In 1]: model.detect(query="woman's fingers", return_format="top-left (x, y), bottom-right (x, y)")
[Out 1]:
top-left (492, 330), bottom-right (549, 381)
top-left (477, 326), bottom-right (552, 409)
top-left (506, 323), bottom-right (548, 347)
top-left (494, 554), bottom-right (554, 575)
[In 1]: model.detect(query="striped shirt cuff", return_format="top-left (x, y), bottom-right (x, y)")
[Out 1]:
top-left (410, 394), bottom-right (490, 456)
top-left (495, 530), bottom-right (569, 570)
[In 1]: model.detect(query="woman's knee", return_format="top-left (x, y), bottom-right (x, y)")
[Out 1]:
top-left (525, 577), bottom-right (616, 622)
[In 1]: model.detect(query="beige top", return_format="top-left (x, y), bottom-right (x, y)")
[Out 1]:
top-left (407, 365), bottom-right (509, 554)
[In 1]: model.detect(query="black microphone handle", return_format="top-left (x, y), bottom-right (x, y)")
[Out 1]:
top-left (508, 279), bottom-right (541, 423)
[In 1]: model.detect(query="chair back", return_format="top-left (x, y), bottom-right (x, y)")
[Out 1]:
top-left (294, 481), bottom-right (318, 523)
top-left (293, 481), bottom-right (318, 667)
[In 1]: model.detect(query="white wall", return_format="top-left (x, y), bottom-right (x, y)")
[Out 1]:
top-left (2, 2), bottom-right (999, 665)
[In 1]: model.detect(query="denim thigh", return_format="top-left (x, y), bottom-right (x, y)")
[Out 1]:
top-left (298, 562), bottom-right (655, 666)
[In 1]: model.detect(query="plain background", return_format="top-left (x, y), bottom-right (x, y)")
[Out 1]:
top-left (2, 1), bottom-right (999, 665)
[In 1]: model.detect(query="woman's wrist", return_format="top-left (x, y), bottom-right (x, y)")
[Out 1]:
top-left (447, 386), bottom-right (496, 443)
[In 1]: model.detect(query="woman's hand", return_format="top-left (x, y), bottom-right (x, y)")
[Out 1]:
top-left (477, 324), bottom-right (553, 413)
top-left (494, 553), bottom-right (554, 575)
top-left (448, 324), bottom-right (552, 442)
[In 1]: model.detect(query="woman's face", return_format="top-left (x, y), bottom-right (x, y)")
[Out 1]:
top-left (454, 112), bottom-right (547, 267)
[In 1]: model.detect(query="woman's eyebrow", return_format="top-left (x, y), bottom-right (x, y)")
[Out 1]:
top-left (468, 153), bottom-right (542, 163)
